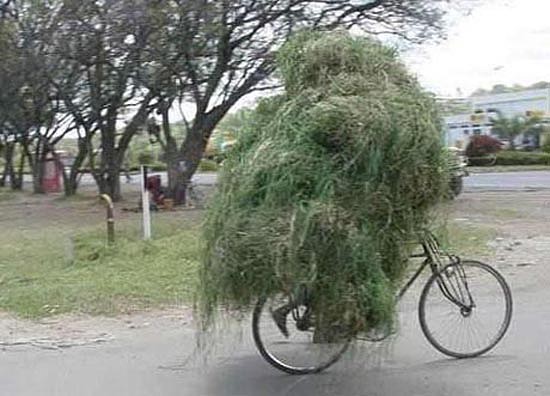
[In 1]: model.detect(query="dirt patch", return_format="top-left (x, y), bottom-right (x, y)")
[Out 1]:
top-left (449, 191), bottom-right (550, 293)
top-left (0, 307), bottom-right (193, 351)
top-left (0, 184), bottom-right (211, 234)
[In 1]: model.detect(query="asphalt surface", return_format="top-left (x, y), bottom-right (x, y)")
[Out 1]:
top-left (2, 279), bottom-right (547, 396)
top-left (197, 171), bottom-right (550, 191)
top-left (465, 171), bottom-right (550, 191)
top-left (22, 170), bottom-right (550, 191)
top-left (193, 171), bottom-right (550, 192)
top-left (149, 170), bottom-right (550, 191)
top-left (22, 171), bottom-right (218, 187)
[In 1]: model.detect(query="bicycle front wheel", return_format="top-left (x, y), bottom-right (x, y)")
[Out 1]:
top-left (252, 293), bottom-right (350, 375)
top-left (419, 260), bottom-right (512, 358)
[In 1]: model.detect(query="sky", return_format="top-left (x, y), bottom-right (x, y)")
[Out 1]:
top-left (405, 0), bottom-right (550, 97)
top-left (172, 0), bottom-right (550, 120)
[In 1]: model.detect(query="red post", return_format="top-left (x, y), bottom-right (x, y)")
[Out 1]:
top-left (42, 154), bottom-right (62, 193)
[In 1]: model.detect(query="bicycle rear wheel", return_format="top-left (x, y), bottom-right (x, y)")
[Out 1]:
top-left (252, 293), bottom-right (350, 375)
top-left (419, 260), bottom-right (512, 358)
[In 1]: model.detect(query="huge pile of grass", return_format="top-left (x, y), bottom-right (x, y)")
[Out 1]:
top-left (198, 31), bottom-right (448, 333)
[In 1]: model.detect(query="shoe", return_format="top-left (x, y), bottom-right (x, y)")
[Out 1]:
top-left (271, 305), bottom-right (291, 338)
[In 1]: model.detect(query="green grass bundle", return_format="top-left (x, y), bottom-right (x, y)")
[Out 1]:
top-left (198, 31), bottom-right (448, 334)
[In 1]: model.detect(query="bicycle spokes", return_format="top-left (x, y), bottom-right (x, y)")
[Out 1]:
top-left (419, 260), bottom-right (512, 358)
top-left (254, 293), bottom-right (349, 374)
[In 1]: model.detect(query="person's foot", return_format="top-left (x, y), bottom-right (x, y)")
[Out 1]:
top-left (271, 305), bottom-right (291, 338)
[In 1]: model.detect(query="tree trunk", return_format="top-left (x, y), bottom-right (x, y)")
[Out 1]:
top-left (63, 138), bottom-right (89, 197)
top-left (107, 164), bottom-right (121, 200)
top-left (166, 149), bottom-right (188, 204)
top-left (92, 97), bottom-right (152, 202)
top-left (509, 135), bottom-right (516, 150)
top-left (12, 143), bottom-right (25, 190)
top-left (170, 114), bottom-right (221, 205)
top-left (1, 142), bottom-right (15, 187)
top-left (170, 133), bottom-right (207, 205)
top-left (63, 171), bottom-right (79, 196)
top-left (99, 113), bottom-right (121, 200)
top-left (95, 164), bottom-right (121, 201)
top-left (32, 159), bottom-right (45, 194)
top-left (31, 143), bottom-right (47, 194)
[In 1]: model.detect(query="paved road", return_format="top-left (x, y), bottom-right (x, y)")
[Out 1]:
top-left (151, 171), bottom-right (550, 191)
top-left (20, 170), bottom-right (550, 191)
top-left (184, 171), bottom-right (550, 191)
top-left (2, 279), bottom-right (547, 396)
top-left (465, 171), bottom-right (550, 191)
top-left (22, 171), bottom-right (218, 187)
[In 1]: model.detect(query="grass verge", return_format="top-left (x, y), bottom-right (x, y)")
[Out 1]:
top-left (0, 215), bottom-right (200, 318)
top-left (0, 187), bottom-right (17, 201)
top-left (442, 222), bottom-right (497, 258)
top-left (0, 193), bottom-right (496, 319)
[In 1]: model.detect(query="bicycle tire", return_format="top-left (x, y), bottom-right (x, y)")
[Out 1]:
top-left (252, 296), bottom-right (350, 375)
top-left (418, 260), bottom-right (512, 358)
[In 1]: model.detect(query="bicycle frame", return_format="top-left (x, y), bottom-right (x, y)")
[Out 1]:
top-left (279, 231), bottom-right (475, 336)
top-left (397, 234), bottom-right (474, 311)
top-left (396, 254), bottom-right (431, 301)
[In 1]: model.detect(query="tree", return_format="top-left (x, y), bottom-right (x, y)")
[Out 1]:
top-left (491, 112), bottom-right (542, 150)
top-left (0, 5), bottom-right (24, 189)
top-left (0, 0), bottom-right (76, 193)
top-left (465, 135), bottom-right (502, 163)
top-left (2, 0), bottom-right (460, 201)
top-left (471, 81), bottom-right (550, 97)
top-left (41, 0), bottom-right (165, 200)
top-left (147, 0), bottom-right (454, 203)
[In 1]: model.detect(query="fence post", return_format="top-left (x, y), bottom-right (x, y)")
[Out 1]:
top-left (141, 165), bottom-right (151, 240)
top-left (99, 194), bottom-right (115, 244)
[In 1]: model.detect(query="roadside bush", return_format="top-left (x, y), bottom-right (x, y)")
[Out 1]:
top-left (149, 162), bottom-right (167, 171)
top-left (541, 140), bottom-right (550, 154)
top-left (494, 151), bottom-right (550, 166)
top-left (137, 151), bottom-right (154, 165)
top-left (198, 159), bottom-right (219, 172)
top-left (465, 135), bottom-right (502, 165)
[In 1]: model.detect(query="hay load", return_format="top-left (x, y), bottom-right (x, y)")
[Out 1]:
top-left (198, 31), bottom-right (448, 334)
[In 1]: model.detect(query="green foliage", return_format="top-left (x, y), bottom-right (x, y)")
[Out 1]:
top-left (137, 151), bottom-right (154, 165)
top-left (472, 81), bottom-right (550, 96)
top-left (198, 159), bottom-right (219, 172)
top-left (0, 218), bottom-right (199, 318)
top-left (542, 140), bottom-right (550, 154)
top-left (217, 108), bottom-right (254, 139)
top-left (0, 187), bottom-right (16, 201)
top-left (198, 32), bottom-right (448, 334)
top-left (465, 135), bottom-right (502, 165)
top-left (491, 113), bottom-right (541, 149)
top-left (494, 151), bottom-right (550, 166)
top-left (154, 163), bottom-right (168, 171)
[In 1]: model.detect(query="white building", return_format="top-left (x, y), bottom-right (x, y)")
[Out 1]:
top-left (444, 88), bottom-right (550, 149)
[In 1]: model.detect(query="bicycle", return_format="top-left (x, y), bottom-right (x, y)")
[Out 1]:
top-left (252, 231), bottom-right (513, 375)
